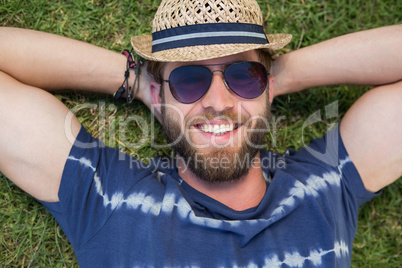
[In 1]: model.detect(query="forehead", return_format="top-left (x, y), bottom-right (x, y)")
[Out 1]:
top-left (163, 50), bottom-right (259, 75)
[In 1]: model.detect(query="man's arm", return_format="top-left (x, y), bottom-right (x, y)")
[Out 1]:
top-left (0, 27), bottom-right (155, 108)
top-left (0, 71), bottom-right (81, 202)
top-left (0, 27), bottom-right (126, 94)
top-left (341, 81), bottom-right (402, 192)
top-left (0, 27), bottom-right (153, 202)
top-left (271, 25), bottom-right (402, 96)
top-left (271, 25), bottom-right (402, 192)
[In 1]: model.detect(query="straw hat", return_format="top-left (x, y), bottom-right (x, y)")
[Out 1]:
top-left (131, 0), bottom-right (292, 62)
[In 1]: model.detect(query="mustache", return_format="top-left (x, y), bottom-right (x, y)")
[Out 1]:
top-left (185, 110), bottom-right (248, 126)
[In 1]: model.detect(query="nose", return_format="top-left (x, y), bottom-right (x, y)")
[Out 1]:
top-left (201, 71), bottom-right (235, 112)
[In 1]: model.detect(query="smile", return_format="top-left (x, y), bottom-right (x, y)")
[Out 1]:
top-left (195, 123), bottom-right (240, 135)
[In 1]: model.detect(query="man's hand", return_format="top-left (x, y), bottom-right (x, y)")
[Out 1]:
top-left (134, 62), bottom-right (162, 122)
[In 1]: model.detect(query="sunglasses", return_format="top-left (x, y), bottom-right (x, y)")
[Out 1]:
top-left (164, 61), bottom-right (269, 104)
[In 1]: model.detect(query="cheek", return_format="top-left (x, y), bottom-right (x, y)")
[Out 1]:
top-left (164, 96), bottom-right (206, 126)
top-left (242, 95), bottom-right (269, 115)
top-left (240, 95), bottom-right (270, 125)
top-left (162, 101), bottom-right (194, 132)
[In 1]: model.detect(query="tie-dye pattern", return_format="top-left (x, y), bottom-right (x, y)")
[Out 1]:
top-left (40, 126), bottom-right (378, 267)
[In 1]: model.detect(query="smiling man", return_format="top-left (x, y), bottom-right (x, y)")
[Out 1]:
top-left (0, 0), bottom-right (401, 267)
top-left (157, 52), bottom-right (272, 210)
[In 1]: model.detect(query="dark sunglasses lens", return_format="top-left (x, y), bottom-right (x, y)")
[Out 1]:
top-left (169, 66), bottom-right (212, 103)
top-left (225, 62), bottom-right (268, 99)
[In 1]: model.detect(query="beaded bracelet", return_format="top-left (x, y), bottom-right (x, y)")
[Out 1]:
top-left (113, 49), bottom-right (143, 105)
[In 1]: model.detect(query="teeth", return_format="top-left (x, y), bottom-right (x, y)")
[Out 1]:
top-left (198, 123), bottom-right (236, 135)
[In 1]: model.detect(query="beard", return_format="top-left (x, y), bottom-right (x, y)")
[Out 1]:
top-left (161, 94), bottom-right (271, 184)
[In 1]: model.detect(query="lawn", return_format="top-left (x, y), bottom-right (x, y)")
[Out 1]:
top-left (0, 0), bottom-right (401, 267)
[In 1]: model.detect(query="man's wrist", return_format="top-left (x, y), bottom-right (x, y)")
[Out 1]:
top-left (113, 50), bottom-right (140, 104)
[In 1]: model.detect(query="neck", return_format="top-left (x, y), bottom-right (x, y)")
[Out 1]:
top-left (177, 152), bottom-right (266, 211)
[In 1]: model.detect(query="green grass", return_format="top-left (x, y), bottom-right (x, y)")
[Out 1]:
top-left (0, 0), bottom-right (401, 267)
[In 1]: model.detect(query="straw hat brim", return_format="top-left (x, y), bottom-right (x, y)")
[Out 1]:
top-left (131, 33), bottom-right (292, 62)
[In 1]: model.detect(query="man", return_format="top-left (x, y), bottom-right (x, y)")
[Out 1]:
top-left (0, 0), bottom-right (401, 267)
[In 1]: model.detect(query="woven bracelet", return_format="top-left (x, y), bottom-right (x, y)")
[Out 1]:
top-left (113, 49), bottom-right (142, 106)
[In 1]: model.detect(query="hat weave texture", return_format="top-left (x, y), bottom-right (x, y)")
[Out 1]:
top-left (131, 0), bottom-right (292, 62)
top-left (153, 0), bottom-right (263, 31)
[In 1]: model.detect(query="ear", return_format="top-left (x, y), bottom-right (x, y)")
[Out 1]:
top-left (150, 81), bottom-right (163, 115)
top-left (268, 76), bottom-right (275, 103)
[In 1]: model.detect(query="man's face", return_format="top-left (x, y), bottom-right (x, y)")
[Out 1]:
top-left (159, 51), bottom-right (271, 183)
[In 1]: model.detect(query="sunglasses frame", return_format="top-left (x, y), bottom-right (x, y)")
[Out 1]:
top-left (164, 61), bottom-right (269, 104)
